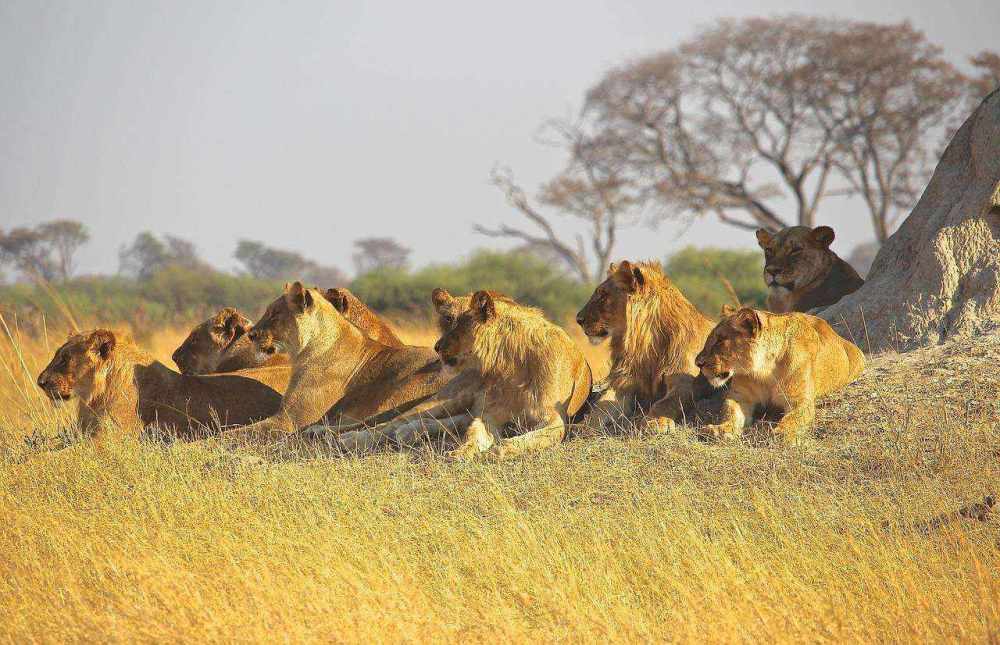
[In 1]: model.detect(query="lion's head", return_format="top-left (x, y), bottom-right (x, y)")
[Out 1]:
top-left (172, 307), bottom-right (251, 375)
top-left (576, 261), bottom-right (649, 345)
top-left (431, 288), bottom-right (511, 334)
top-left (756, 226), bottom-right (837, 297)
top-left (695, 306), bottom-right (762, 387)
top-left (324, 287), bottom-right (402, 348)
top-left (37, 329), bottom-right (118, 404)
top-left (248, 282), bottom-right (324, 359)
top-left (433, 290), bottom-right (496, 368)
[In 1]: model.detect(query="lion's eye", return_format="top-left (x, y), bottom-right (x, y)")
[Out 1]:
top-left (443, 315), bottom-right (454, 326)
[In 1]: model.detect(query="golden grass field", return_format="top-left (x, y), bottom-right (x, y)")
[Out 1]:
top-left (1, 314), bottom-right (998, 643)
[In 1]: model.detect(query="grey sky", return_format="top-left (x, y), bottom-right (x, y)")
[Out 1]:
top-left (1, 0), bottom-right (997, 277)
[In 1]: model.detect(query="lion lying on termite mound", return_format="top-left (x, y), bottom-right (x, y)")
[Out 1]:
top-left (432, 290), bottom-right (593, 461)
top-left (37, 329), bottom-right (284, 441)
top-left (221, 282), bottom-right (451, 446)
top-left (576, 260), bottom-right (721, 431)
top-left (171, 288), bottom-right (400, 383)
top-left (756, 226), bottom-right (864, 314)
top-left (695, 306), bottom-right (865, 442)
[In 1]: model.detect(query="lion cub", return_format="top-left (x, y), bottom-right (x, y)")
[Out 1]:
top-left (433, 290), bottom-right (593, 461)
top-left (756, 226), bottom-right (864, 313)
top-left (695, 306), bottom-right (865, 442)
top-left (172, 307), bottom-right (290, 379)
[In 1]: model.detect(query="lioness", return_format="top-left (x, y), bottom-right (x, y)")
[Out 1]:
top-left (756, 226), bottom-right (864, 313)
top-left (172, 307), bottom-right (290, 377)
top-left (172, 289), bottom-right (400, 378)
top-left (37, 329), bottom-right (284, 441)
top-left (433, 290), bottom-right (593, 461)
top-left (221, 282), bottom-right (451, 446)
top-left (576, 260), bottom-right (719, 430)
top-left (694, 306), bottom-right (865, 442)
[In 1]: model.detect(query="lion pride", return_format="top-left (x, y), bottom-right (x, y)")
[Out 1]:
top-left (756, 226), bottom-right (864, 313)
top-left (576, 260), bottom-right (720, 430)
top-left (695, 306), bottom-right (865, 442)
top-left (37, 329), bottom-right (284, 441)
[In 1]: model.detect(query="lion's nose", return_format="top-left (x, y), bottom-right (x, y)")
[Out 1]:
top-left (433, 340), bottom-right (442, 354)
top-left (575, 313), bottom-right (585, 326)
top-left (37, 373), bottom-right (50, 389)
top-left (695, 354), bottom-right (707, 368)
top-left (248, 329), bottom-right (259, 342)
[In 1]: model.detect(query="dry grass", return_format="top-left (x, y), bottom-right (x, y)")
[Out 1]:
top-left (1, 315), bottom-right (998, 643)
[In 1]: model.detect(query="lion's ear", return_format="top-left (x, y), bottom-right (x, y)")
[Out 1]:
top-left (607, 262), bottom-right (617, 277)
top-left (810, 226), bottom-right (835, 248)
top-left (733, 308), bottom-right (762, 336)
top-left (286, 281), bottom-right (312, 311)
top-left (89, 329), bottom-right (116, 360)
top-left (720, 303), bottom-right (737, 317)
top-left (755, 229), bottom-right (774, 249)
top-left (324, 288), bottom-right (349, 314)
top-left (431, 288), bottom-right (453, 310)
top-left (471, 290), bottom-right (496, 321)
top-left (223, 309), bottom-right (250, 340)
top-left (613, 260), bottom-right (643, 292)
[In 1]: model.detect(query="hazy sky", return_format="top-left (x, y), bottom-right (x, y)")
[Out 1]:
top-left (2, 0), bottom-right (997, 277)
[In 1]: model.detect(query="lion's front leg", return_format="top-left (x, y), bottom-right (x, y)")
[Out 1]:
top-left (772, 398), bottom-right (815, 443)
top-left (393, 413), bottom-right (472, 447)
top-left (449, 417), bottom-right (497, 461)
top-left (699, 397), bottom-right (750, 442)
top-left (490, 414), bottom-right (565, 461)
top-left (645, 374), bottom-right (698, 433)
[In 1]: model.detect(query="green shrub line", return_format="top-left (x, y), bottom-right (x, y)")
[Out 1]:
top-left (0, 248), bottom-right (766, 334)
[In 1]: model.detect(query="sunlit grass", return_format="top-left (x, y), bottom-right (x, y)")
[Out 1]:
top-left (1, 315), bottom-right (997, 642)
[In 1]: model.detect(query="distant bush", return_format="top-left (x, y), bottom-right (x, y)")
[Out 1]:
top-left (351, 250), bottom-right (593, 322)
top-left (664, 247), bottom-right (767, 317)
top-left (0, 247), bottom-right (767, 335)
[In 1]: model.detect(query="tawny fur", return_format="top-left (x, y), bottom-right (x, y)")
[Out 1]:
top-left (757, 226), bottom-right (864, 314)
top-left (434, 291), bottom-right (592, 461)
top-left (222, 283), bottom-right (451, 446)
top-left (696, 308), bottom-right (865, 441)
top-left (37, 330), bottom-right (284, 442)
top-left (576, 260), bottom-right (717, 429)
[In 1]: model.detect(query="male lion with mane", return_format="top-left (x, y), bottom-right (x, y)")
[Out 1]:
top-left (433, 290), bottom-right (593, 461)
top-left (576, 260), bottom-right (720, 431)
top-left (756, 226), bottom-right (864, 313)
top-left (695, 306), bottom-right (865, 442)
top-left (37, 329), bottom-right (284, 441)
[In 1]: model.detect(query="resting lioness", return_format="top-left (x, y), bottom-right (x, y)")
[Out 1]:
top-left (172, 289), bottom-right (400, 378)
top-left (576, 260), bottom-right (719, 430)
top-left (221, 282), bottom-right (451, 446)
top-left (694, 306), bottom-right (865, 442)
top-left (172, 307), bottom-right (290, 379)
top-left (433, 290), bottom-right (593, 461)
top-left (37, 329), bottom-right (284, 441)
top-left (756, 226), bottom-right (864, 313)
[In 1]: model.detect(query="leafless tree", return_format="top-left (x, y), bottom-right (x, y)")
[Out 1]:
top-left (352, 237), bottom-right (411, 274)
top-left (481, 121), bottom-right (641, 283)
top-left (579, 16), bottom-right (971, 244)
top-left (967, 51), bottom-right (1000, 101)
top-left (804, 22), bottom-right (966, 242)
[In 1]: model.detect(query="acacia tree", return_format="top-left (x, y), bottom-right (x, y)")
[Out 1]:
top-left (805, 22), bottom-right (966, 242)
top-left (235, 239), bottom-right (347, 285)
top-left (119, 232), bottom-right (207, 280)
top-left (352, 237), bottom-right (411, 274)
top-left (482, 120), bottom-right (641, 283)
top-left (966, 51), bottom-right (1000, 105)
top-left (0, 219), bottom-right (90, 281)
top-left (578, 16), bottom-right (972, 244)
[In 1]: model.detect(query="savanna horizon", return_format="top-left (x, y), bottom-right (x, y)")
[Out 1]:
top-left (2, 303), bottom-right (997, 642)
